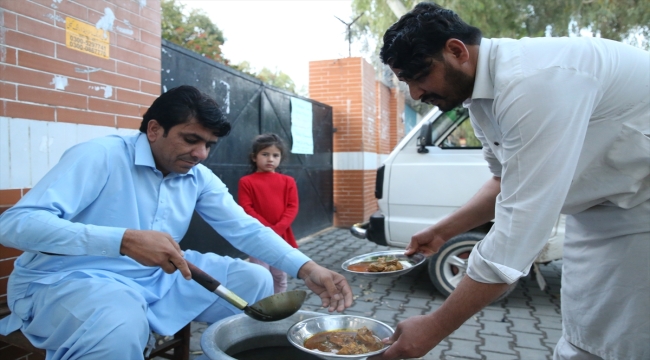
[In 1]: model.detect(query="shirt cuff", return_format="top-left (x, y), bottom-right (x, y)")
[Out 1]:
top-left (466, 240), bottom-right (530, 285)
top-left (274, 248), bottom-right (311, 278)
top-left (85, 225), bottom-right (126, 257)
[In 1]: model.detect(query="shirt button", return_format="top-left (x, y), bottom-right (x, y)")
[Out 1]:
top-left (101, 250), bottom-right (106, 255)
top-left (494, 142), bottom-right (500, 146)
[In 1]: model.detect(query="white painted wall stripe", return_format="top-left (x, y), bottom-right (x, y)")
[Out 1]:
top-left (0, 118), bottom-right (390, 189)
top-left (333, 152), bottom-right (389, 171)
top-left (0, 117), bottom-right (11, 189)
top-left (0, 117), bottom-right (138, 190)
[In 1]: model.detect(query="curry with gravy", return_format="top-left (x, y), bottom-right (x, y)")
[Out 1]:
top-left (303, 326), bottom-right (383, 355)
top-left (347, 256), bottom-right (404, 273)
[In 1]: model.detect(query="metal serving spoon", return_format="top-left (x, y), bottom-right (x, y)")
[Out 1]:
top-left (186, 261), bottom-right (306, 322)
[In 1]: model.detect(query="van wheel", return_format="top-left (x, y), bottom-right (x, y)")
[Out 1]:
top-left (428, 232), bottom-right (519, 301)
top-left (429, 232), bottom-right (481, 297)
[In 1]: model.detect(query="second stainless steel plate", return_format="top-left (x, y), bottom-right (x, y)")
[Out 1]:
top-left (341, 250), bottom-right (426, 277)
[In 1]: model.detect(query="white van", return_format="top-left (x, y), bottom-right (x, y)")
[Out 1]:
top-left (351, 106), bottom-right (564, 298)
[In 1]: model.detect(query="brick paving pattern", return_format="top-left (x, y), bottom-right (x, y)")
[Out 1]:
top-left (184, 228), bottom-right (564, 360)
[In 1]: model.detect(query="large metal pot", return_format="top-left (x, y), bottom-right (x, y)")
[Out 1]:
top-left (201, 310), bottom-right (324, 360)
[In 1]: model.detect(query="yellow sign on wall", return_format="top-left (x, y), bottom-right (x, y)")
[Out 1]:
top-left (65, 17), bottom-right (110, 59)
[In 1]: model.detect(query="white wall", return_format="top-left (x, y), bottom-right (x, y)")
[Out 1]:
top-left (0, 117), bottom-right (138, 190)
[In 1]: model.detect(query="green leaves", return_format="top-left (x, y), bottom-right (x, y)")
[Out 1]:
top-left (161, 0), bottom-right (226, 62)
top-left (256, 68), bottom-right (297, 94)
top-left (350, 0), bottom-right (649, 52)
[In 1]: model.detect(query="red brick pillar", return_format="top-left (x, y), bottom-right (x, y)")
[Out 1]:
top-left (377, 81), bottom-right (396, 164)
top-left (310, 58), bottom-right (398, 227)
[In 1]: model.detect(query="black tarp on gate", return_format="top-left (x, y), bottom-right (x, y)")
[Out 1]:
top-left (161, 40), bottom-right (333, 259)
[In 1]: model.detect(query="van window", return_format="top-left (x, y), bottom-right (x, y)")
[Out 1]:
top-left (429, 107), bottom-right (482, 149)
top-left (440, 117), bottom-right (482, 148)
top-left (429, 109), bottom-right (461, 142)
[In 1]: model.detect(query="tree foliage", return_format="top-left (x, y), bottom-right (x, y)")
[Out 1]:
top-left (161, 0), bottom-right (226, 62)
top-left (161, 0), bottom-right (297, 94)
top-left (256, 68), bottom-right (297, 93)
top-left (234, 62), bottom-right (298, 95)
top-left (351, 0), bottom-right (649, 50)
top-left (351, 0), bottom-right (648, 113)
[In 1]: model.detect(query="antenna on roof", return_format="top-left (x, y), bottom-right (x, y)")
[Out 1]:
top-left (335, 13), bottom-right (363, 57)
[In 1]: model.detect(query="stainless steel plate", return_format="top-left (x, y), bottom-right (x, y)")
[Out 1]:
top-left (286, 315), bottom-right (394, 360)
top-left (341, 250), bottom-right (427, 277)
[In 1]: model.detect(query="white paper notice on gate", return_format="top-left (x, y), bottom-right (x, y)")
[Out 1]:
top-left (290, 97), bottom-right (314, 155)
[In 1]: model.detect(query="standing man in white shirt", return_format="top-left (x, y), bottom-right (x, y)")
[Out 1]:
top-left (371, 3), bottom-right (649, 360)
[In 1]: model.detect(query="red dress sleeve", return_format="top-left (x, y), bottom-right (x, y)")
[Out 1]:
top-left (271, 176), bottom-right (299, 235)
top-left (238, 176), bottom-right (273, 227)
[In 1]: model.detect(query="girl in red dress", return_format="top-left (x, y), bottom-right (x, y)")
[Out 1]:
top-left (238, 133), bottom-right (299, 293)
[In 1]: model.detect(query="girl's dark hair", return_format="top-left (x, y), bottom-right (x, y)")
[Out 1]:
top-left (380, 2), bottom-right (482, 80)
top-left (248, 133), bottom-right (288, 173)
top-left (140, 85), bottom-right (231, 137)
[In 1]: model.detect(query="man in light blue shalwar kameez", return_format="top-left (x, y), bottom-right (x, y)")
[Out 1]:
top-left (0, 85), bottom-right (353, 360)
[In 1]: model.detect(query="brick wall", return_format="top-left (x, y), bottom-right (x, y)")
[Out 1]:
top-left (309, 57), bottom-right (404, 227)
top-left (0, 0), bottom-right (160, 128)
top-left (0, 0), bottom-right (161, 303)
top-left (376, 81), bottom-right (391, 155)
top-left (389, 87), bottom-right (405, 150)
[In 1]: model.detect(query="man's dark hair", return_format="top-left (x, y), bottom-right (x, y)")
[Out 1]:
top-left (380, 2), bottom-right (482, 80)
top-left (140, 85), bottom-right (231, 137)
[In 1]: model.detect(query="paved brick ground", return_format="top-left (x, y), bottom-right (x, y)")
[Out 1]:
top-left (184, 228), bottom-right (564, 360)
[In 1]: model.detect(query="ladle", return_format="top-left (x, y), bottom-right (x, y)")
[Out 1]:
top-left (187, 261), bottom-right (307, 322)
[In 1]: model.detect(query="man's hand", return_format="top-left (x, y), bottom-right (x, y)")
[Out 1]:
top-left (120, 229), bottom-right (191, 279)
top-left (370, 277), bottom-right (511, 360)
top-left (297, 261), bottom-right (353, 312)
top-left (369, 314), bottom-right (449, 360)
top-left (405, 225), bottom-right (448, 257)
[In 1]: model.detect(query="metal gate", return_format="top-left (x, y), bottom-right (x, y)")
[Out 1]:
top-left (161, 40), bottom-right (333, 258)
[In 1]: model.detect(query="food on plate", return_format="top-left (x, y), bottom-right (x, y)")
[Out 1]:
top-left (303, 326), bottom-right (384, 355)
top-left (347, 256), bottom-right (404, 273)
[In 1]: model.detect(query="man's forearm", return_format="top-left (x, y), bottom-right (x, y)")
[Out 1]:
top-left (426, 276), bottom-right (510, 340)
